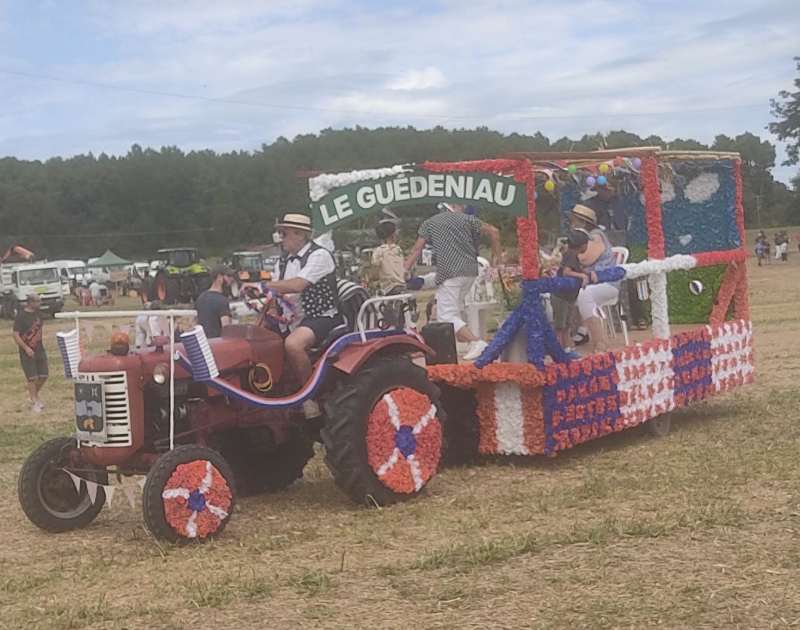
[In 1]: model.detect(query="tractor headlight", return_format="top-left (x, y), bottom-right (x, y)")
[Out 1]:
top-left (153, 364), bottom-right (168, 384)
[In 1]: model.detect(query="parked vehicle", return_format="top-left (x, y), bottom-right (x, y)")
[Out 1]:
top-left (126, 263), bottom-right (151, 295)
top-left (52, 260), bottom-right (90, 290)
top-left (227, 251), bottom-right (270, 297)
top-left (142, 249), bottom-right (211, 305)
top-left (1, 262), bottom-right (66, 318)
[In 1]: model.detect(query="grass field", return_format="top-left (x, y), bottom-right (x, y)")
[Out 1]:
top-left (1, 246), bottom-right (799, 629)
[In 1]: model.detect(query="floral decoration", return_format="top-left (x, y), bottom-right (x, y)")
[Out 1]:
top-left (642, 157), bottom-right (665, 259)
top-left (542, 353), bottom-right (621, 454)
top-left (472, 382), bottom-right (546, 455)
top-left (427, 362), bottom-right (546, 389)
top-left (707, 320), bottom-right (754, 394)
top-left (709, 263), bottom-right (741, 326)
top-left (733, 160), bottom-right (746, 244)
top-left (423, 159), bottom-right (538, 279)
top-left (162, 460), bottom-right (232, 539)
top-left (308, 165), bottom-right (409, 202)
top-left (613, 338), bottom-right (675, 430)
top-left (660, 161), bottom-right (740, 256)
top-left (366, 387), bottom-right (442, 494)
top-left (474, 268), bottom-right (626, 370)
top-left (670, 328), bottom-right (713, 408)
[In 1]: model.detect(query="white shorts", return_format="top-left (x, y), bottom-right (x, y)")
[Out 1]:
top-left (576, 283), bottom-right (620, 320)
top-left (435, 276), bottom-right (474, 333)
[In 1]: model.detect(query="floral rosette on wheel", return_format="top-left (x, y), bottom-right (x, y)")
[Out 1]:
top-left (161, 460), bottom-right (233, 539)
top-left (366, 388), bottom-right (442, 494)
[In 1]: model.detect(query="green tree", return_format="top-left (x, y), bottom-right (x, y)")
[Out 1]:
top-left (770, 57), bottom-right (800, 166)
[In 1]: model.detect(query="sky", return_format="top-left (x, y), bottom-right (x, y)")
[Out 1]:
top-left (0, 0), bottom-right (798, 183)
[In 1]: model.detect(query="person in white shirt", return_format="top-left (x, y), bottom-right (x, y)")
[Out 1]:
top-left (263, 214), bottom-right (343, 419)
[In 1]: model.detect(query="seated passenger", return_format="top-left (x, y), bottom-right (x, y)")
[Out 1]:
top-left (263, 214), bottom-right (343, 419)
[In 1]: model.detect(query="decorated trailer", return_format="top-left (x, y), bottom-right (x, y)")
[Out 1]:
top-left (18, 149), bottom-right (753, 543)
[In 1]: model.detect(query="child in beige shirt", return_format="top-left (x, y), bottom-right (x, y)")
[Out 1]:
top-left (371, 221), bottom-right (406, 295)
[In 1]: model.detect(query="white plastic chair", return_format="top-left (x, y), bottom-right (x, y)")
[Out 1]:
top-left (600, 247), bottom-right (630, 346)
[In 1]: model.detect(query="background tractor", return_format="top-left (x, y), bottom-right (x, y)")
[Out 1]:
top-left (227, 251), bottom-right (271, 297)
top-left (142, 248), bottom-right (211, 305)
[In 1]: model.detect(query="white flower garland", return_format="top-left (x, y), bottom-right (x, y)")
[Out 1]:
top-left (621, 255), bottom-right (697, 280)
top-left (308, 164), bottom-right (410, 202)
top-left (648, 272), bottom-right (670, 339)
top-left (493, 382), bottom-right (529, 456)
top-left (615, 342), bottom-right (675, 428)
top-left (708, 321), bottom-right (754, 392)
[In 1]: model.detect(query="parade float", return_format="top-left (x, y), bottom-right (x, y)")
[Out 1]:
top-left (17, 148), bottom-right (753, 543)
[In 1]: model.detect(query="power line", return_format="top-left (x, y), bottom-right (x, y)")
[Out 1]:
top-left (0, 68), bottom-right (767, 121)
top-left (3, 226), bottom-right (217, 240)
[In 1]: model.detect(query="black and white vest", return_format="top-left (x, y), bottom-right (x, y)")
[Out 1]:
top-left (280, 243), bottom-right (338, 318)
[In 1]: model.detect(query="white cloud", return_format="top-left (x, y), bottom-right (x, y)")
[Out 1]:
top-left (386, 68), bottom-right (445, 91)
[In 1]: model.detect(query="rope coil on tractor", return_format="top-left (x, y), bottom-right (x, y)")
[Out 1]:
top-left (248, 363), bottom-right (274, 394)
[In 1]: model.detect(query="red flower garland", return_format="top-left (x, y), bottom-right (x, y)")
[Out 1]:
top-left (423, 159), bottom-right (538, 279)
top-left (641, 157), bottom-right (665, 259)
top-left (427, 362), bottom-right (546, 389)
top-left (693, 248), bottom-right (749, 269)
top-left (162, 460), bottom-right (232, 539)
top-left (365, 387), bottom-right (443, 494)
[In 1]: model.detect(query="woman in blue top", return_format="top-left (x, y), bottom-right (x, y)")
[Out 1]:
top-left (565, 204), bottom-right (620, 353)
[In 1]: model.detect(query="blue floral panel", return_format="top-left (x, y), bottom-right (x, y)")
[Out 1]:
top-left (661, 161), bottom-right (740, 256)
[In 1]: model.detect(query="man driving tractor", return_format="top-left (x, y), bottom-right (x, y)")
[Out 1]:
top-left (262, 214), bottom-right (343, 419)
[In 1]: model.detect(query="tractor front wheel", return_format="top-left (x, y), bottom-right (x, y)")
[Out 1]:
top-left (142, 445), bottom-right (236, 544)
top-left (155, 272), bottom-right (179, 305)
top-left (322, 357), bottom-right (446, 506)
top-left (18, 437), bottom-right (107, 533)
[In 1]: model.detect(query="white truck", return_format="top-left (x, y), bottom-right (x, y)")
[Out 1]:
top-left (1, 262), bottom-right (66, 318)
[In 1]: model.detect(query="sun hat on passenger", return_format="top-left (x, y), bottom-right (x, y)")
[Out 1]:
top-left (564, 204), bottom-right (598, 227)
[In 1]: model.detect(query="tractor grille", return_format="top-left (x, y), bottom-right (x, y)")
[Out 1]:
top-left (77, 371), bottom-right (132, 448)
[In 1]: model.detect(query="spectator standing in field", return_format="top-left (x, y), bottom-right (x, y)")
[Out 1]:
top-left (194, 265), bottom-right (233, 338)
top-left (13, 294), bottom-right (47, 413)
top-left (755, 239), bottom-right (764, 266)
top-left (371, 221), bottom-right (406, 295)
top-left (405, 203), bottom-right (500, 362)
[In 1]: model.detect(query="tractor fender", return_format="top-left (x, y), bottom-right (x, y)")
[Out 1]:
top-left (330, 336), bottom-right (434, 376)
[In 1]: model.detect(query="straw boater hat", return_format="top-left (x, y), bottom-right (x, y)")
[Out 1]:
top-left (275, 213), bottom-right (313, 232)
top-left (564, 204), bottom-right (597, 227)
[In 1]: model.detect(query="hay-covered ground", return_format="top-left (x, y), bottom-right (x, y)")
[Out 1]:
top-left (1, 249), bottom-right (798, 630)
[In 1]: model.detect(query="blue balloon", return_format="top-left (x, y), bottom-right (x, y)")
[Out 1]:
top-left (534, 191), bottom-right (538, 200)
top-left (597, 175), bottom-right (607, 186)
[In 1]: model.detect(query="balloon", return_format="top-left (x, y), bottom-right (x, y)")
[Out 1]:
top-left (633, 158), bottom-right (642, 168)
top-left (689, 280), bottom-right (704, 296)
top-left (599, 163), bottom-right (610, 173)
top-left (597, 176), bottom-right (607, 186)
top-left (586, 176), bottom-right (597, 187)
top-left (567, 164), bottom-right (577, 174)
top-left (534, 191), bottom-right (538, 200)
top-left (614, 157), bottom-right (624, 166)
top-left (544, 180), bottom-right (555, 192)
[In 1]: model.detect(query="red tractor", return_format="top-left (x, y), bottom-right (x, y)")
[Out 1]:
top-left (18, 290), bottom-right (444, 543)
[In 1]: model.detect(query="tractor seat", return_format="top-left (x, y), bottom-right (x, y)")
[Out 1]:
top-left (314, 323), bottom-right (351, 354)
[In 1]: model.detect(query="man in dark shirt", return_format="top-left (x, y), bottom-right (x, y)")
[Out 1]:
top-left (13, 294), bottom-right (48, 413)
top-left (194, 265), bottom-right (233, 338)
top-left (552, 230), bottom-right (596, 360)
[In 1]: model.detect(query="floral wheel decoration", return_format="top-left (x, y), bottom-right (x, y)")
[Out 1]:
top-left (162, 460), bottom-right (232, 539)
top-left (366, 388), bottom-right (442, 494)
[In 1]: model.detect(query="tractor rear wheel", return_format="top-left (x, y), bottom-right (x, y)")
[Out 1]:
top-left (155, 272), bottom-right (179, 305)
top-left (322, 357), bottom-right (446, 506)
top-left (140, 278), bottom-right (152, 303)
top-left (18, 437), bottom-right (108, 533)
top-left (142, 445), bottom-right (236, 544)
top-left (213, 428), bottom-right (315, 496)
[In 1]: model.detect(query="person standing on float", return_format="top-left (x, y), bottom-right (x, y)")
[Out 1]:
top-left (404, 203), bottom-right (500, 362)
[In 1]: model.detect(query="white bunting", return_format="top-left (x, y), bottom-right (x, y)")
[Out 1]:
top-left (67, 470), bottom-right (82, 494)
top-left (104, 485), bottom-right (115, 508)
top-left (138, 477), bottom-right (147, 490)
top-left (119, 324), bottom-right (130, 335)
top-left (122, 484), bottom-right (137, 508)
top-left (102, 323), bottom-right (113, 336)
top-left (84, 321), bottom-right (94, 342)
top-left (86, 480), bottom-right (99, 505)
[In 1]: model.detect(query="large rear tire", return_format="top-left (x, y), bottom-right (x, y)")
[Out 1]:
top-left (213, 428), bottom-right (315, 496)
top-left (18, 437), bottom-right (107, 533)
top-left (322, 357), bottom-right (446, 506)
top-left (155, 272), bottom-right (179, 305)
top-left (142, 445), bottom-right (236, 544)
top-left (140, 278), bottom-right (152, 303)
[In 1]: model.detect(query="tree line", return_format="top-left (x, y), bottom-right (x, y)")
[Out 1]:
top-left (0, 127), bottom-right (795, 261)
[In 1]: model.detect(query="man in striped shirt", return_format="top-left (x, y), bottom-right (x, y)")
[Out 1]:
top-left (405, 203), bottom-right (500, 362)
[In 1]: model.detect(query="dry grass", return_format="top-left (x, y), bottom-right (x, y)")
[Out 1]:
top-left (1, 250), bottom-right (799, 629)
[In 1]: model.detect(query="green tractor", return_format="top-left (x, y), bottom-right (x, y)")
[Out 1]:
top-left (142, 248), bottom-right (211, 305)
